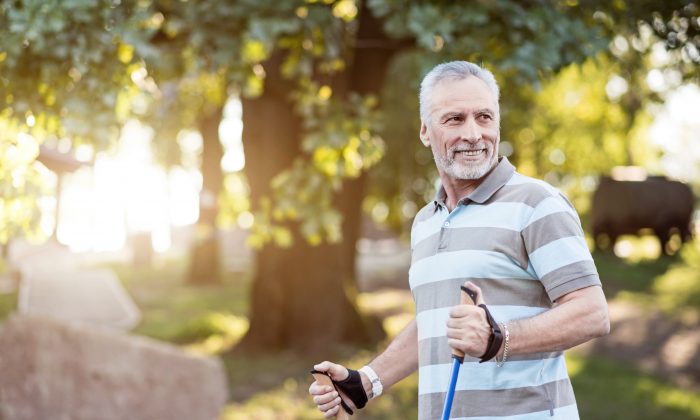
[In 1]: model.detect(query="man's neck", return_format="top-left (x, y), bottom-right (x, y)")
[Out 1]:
top-left (439, 163), bottom-right (498, 211)
top-left (440, 175), bottom-right (483, 212)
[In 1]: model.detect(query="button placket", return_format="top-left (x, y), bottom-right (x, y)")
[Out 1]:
top-left (438, 217), bottom-right (451, 250)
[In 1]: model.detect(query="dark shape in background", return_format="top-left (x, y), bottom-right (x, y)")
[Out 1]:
top-left (592, 176), bottom-right (694, 255)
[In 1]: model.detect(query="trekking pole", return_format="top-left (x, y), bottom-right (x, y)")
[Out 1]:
top-left (440, 284), bottom-right (478, 420)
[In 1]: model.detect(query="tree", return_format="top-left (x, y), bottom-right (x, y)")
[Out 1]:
top-left (234, 0), bottom-right (620, 351)
top-left (4, 0), bottom-right (696, 352)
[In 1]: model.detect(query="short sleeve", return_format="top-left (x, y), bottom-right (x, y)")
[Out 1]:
top-left (521, 192), bottom-right (601, 302)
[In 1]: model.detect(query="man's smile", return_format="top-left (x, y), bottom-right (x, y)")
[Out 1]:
top-left (450, 147), bottom-right (488, 161)
top-left (456, 149), bottom-right (486, 157)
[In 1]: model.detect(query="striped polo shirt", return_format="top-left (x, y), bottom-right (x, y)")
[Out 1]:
top-left (409, 157), bottom-right (601, 420)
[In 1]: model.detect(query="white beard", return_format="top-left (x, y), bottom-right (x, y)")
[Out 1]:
top-left (434, 143), bottom-right (498, 180)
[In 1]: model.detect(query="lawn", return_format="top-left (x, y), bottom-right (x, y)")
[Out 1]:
top-left (595, 238), bottom-right (700, 317)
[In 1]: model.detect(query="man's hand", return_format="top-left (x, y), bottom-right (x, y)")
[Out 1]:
top-left (309, 361), bottom-right (349, 418)
top-left (445, 282), bottom-right (493, 358)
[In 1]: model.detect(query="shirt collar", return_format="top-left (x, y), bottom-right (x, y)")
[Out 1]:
top-left (433, 156), bottom-right (515, 210)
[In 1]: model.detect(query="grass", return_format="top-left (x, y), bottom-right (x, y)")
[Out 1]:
top-left (593, 250), bottom-right (676, 295)
top-left (569, 354), bottom-right (700, 419)
top-left (103, 258), bottom-right (251, 343)
top-left (0, 291), bottom-right (17, 320)
top-left (594, 239), bottom-right (700, 317)
top-left (0, 258), bottom-right (18, 320)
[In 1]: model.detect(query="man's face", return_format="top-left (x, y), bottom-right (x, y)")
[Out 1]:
top-left (420, 76), bottom-right (500, 181)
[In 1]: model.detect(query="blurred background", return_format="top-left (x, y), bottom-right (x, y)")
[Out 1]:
top-left (1, 0), bottom-right (699, 419)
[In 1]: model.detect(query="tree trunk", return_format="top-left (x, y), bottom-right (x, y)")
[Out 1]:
top-left (187, 106), bottom-right (225, 285)
top-left (238, 4), bottom-right (405, 352)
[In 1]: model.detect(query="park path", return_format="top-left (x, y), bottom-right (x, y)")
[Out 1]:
top-left (5, 239), bottom-right (140, 330)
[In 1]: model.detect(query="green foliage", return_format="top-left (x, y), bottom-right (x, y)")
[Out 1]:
top-left (247, 85), bottom-right (384, 247)
top-left (105, 1), bottom-right (375, 247)
top-left (370, 0), bottom-right (607, 82)
top-left (218, 172), bottom-right (251, 229)
top-left (0, 0), bottom-right (154, 145)
top-left (508, 56), bottom-right (660, 214)
top-left (0, 121), bottom-right (44, 244)
top-left (2, 0), bottom-right (697, 248)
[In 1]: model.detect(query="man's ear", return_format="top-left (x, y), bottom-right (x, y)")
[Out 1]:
top-left (419, 121), bottom-right (430, 147)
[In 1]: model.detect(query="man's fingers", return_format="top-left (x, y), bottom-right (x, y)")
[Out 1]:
top-left (313, 360), bottom-right (349, 381)
top-left (449, 304), bottom-right (481, 318)
top-left (324, 404), bottom-right (340, 418)
top-left (446, 327), bottom-right (462, 339)
top-left (446, 317), bottom-right (468, 328)
top-left (447, 338), bottom-right (465, 352)
top-left (313, 360), bottom-right (333, 372)
top-left (317, 395), bottom-right (342, 413)
top-left (309, 382), bottom-right (334, 395)
top-left (313, 390), bottom-right (339, 406)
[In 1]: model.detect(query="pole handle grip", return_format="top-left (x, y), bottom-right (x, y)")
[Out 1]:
top-left (311, 371), bottom-right (351, 420)
top-left (451, 284), bottom-right (479, 359)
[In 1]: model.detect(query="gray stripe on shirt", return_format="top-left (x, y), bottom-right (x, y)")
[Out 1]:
top-left (418, 336), bottom-right (564, 365)
top-left (418, 378), bottom-right (576, 419)
top-left (412, 277), bottom-right (552, 313)
top-left (412, 227), bottom-right (528, 267)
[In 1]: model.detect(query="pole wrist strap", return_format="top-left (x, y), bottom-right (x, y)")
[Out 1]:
top-left (478, 303), bottom-right (504, 363)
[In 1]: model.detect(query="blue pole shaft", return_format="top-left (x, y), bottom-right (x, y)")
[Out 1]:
top-left (441, 357), bottom-right (462, 420)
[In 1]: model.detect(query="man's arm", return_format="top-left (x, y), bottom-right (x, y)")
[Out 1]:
top-left (309, 318), bottom-right (418, 418)
top-left (447, 283), bottom-right (609, 359)
top-left (504, 285), bottom-right (609, 356)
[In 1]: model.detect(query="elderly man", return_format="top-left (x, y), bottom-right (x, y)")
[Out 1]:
top-left (309, 61), bottom-right (609, 419)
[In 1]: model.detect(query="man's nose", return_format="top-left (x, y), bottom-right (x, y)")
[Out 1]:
top-left (460, 117), bottom-right (480, 142)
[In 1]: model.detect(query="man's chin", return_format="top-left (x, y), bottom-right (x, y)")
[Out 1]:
top-left (447, 161), bottom-right (492, 180)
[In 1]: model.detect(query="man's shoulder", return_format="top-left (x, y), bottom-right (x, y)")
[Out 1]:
top-left (507, 171), bottom-right (561, 195)
top-left (498, 171), bottom-right (569, 208)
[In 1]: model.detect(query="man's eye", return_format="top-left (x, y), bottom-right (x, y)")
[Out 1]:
top-left (445, 116), bottom-right (462, 123)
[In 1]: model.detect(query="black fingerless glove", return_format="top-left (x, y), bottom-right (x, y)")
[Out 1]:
top-left (334, 369), bottom-right (368, 410)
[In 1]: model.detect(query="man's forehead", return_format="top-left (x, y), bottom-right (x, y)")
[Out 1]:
top-left (429, 76), bottom-right (499, 110)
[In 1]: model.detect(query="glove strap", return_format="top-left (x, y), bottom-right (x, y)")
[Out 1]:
top-left (478, 303), bottom-right (504, 363)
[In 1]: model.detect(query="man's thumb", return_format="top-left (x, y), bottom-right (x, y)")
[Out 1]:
top-left (314, 361), bottom-right (349, 381)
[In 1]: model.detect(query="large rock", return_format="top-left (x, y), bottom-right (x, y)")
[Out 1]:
top-left (0, 315), bottom-right (228, 420)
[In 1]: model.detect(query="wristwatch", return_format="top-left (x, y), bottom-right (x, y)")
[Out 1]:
top-left (359, 365), bottom-right (383, 399)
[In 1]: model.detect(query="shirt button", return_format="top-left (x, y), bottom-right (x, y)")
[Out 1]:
top-left (444, 221), bottom-right (450, 227)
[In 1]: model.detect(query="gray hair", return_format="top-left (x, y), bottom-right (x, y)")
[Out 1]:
top-left (419, 61), bottom-right (500, 122)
